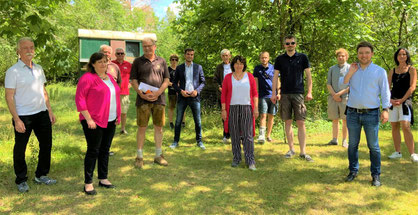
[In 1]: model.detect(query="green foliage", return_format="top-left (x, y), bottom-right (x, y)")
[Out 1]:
top-left (0, 0), bottom-right (159, 83)
top-left (0, 84), bottom-right (417, 214)
top-left (0, 0), bottom-right (65, 82)
top-left (174, 0), bottom-right (417, 113)
top-left (156, 7), bottom-right (182, 61)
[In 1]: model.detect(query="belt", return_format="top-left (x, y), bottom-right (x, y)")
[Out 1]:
top-left (347, 107), bottom-right (379, 114)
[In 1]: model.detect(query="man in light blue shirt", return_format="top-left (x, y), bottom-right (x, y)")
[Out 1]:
top-left (342, 41), bottom-right (390, 187)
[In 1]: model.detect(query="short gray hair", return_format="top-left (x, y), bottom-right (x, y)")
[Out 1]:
top-left (220, 49), bottom-right (230, 56)
top-left (115, 47), bottom-right (125, 53)
top-left (142, 37), bottom-right (156, 45)
top-left (99, 44), bottom-right (112, 52)
top-left (17, 37), bottom-right (34, 51)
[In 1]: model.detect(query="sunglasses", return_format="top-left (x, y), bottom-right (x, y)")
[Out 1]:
top-left (285, 42), bottom-right (296, 46)
top-left (116, 53), bottom-right (125, 55)
top-left (170, 59), bottom-right (179, 61)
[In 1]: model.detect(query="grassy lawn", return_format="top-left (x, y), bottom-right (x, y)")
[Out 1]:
top-left (0, 83), bottom-right (417, 214)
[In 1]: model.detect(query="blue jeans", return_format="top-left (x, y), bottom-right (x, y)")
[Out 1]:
top-left (346, 108), bottom-right (381, 176)
top-left (174, 97), bottom-right (202, 143)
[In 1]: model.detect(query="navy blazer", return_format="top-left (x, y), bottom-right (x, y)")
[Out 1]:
top-left (173, 63), bottom-right (205, 100)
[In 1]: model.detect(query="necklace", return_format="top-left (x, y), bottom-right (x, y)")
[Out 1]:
top-left (98, 73), bottom-right (108, 80)
top-left (396, 65), bottom-right (409, 74)
top-left (233, 72), bottom-right (245, 80)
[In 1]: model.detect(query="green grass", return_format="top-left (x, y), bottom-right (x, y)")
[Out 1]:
top-left (0, 83), bottom-right (417, 214)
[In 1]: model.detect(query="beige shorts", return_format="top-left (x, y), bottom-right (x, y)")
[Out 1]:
top-left (327, 95), bottom-right (347, 120)
top-left (121, 95), bottom-right (130, 114)
top-left (136, 103), bottom-right (165, 127)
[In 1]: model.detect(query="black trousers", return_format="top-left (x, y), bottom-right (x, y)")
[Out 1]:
top-left (13, 110), bottom-right (52, 184)
top-left (81, 120), bottom-right (116, 184)
top-left (218, 99), bottom-right (230, 138)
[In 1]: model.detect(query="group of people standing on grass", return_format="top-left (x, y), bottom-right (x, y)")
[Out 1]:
top-left (4, 35), bottom-right (416, 194)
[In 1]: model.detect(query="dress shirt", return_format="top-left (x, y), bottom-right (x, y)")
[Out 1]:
top-left (344, 62), bottom-right (390, 109)
top-left (185, 62), bottom-right (194, 92)
top-left (223, 64), bottom-right (232, 77)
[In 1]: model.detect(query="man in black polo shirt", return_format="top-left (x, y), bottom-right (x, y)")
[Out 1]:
top-left (271, 35), bottom-right (313, 162)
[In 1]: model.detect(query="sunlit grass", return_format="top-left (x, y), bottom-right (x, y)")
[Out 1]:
top-left (0, 83), bottom-right (417, 214)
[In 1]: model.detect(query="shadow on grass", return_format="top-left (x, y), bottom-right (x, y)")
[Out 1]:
top-left (2, 129), bottom-right (417, 214)
top-left (1, 85), bottom-right (417, 214)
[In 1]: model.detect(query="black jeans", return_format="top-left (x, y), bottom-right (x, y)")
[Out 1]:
top-left (81, 120), bottom-right (116, 184)
top-left (13, 110), bottom-right (52, 184)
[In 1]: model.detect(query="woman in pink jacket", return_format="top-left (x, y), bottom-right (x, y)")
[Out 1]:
top-left (75, 52), bottom-right (121, 195)
top-left (221, 55), bottom-right (259, 171)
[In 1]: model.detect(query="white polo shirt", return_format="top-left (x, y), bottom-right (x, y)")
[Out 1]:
top-left (5, 60), bottom-right (47, 116)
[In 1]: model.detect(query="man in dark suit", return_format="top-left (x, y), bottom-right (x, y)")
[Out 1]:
top-left (170, 48), bottom-right (206, 150)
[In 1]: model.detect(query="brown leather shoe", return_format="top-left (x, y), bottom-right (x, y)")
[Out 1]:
top-left (154, 155), bottom-right (168, 166)
top-left (135, 157), bottom-right (144, 168)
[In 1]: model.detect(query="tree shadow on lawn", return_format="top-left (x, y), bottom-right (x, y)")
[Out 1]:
top-left (3, 129), bottom-right (416, 214)
top-left (310, 140), bottom-right (418, 192)
top-left (110, 149), bottom-right (408, 214)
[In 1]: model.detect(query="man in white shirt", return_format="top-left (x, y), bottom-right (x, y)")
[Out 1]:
top-left (170, 48), bottom-right (206, 150)
top-left (214, 49), bottom-right (232, 143)
top-left (5, 37), bottom-right (57, 193)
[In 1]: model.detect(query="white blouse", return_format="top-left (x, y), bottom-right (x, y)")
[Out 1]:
top-left (230, 73), bottom-right (251, 105)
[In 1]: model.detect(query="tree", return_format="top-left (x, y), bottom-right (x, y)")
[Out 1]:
top-left (0, 0), bottom-right (160, 82)
top-left (173, 0), bottom-right (417, 116)
top-left (0, 0), bottom-right (65, 81)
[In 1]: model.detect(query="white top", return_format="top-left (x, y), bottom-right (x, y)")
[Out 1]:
top-left (103, 79), bottom-right (117, 121)
top-left (5, 60), bottom-right (47, 116)
top-left (230, 73), bottom-right (251, 105)
top-left (185, 63), bottom-right (194, 92)
top-left (223, 64), bottom-right (232, 77)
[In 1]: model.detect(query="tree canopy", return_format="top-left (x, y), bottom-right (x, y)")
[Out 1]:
top-left (173, 0), bottom-right (417, 112)
top-left (0, 0), bottom-right (416, 111)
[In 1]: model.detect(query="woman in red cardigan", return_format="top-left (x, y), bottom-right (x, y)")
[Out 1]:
top-left (221, 55), bottom-right (259, 170)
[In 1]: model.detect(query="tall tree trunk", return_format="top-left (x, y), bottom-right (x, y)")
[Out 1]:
top-left (398, 8), bottom-right (406, 47)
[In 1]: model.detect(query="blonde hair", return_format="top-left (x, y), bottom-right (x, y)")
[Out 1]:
top-left (169, 54), bottom-right (179, 60)
top-left (335, 48), bottom-right (349, 58)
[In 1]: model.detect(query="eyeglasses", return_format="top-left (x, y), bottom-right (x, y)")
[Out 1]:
top-left (170, 59), bottom-right (179, 61)
top-left (116, 53), bottom-right (125, 55)
top-left (285, 42), bottom-right (296, 46)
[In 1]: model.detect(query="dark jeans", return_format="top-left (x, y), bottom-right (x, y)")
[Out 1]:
top-left (174, 97), bottom-right (202, 143)
top-left (81, 120), bottom-right (116, 184)
top-left (13, 110), bottom-right (52, 184)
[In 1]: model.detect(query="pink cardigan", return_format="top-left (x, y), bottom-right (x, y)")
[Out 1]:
top-left (221, 72), bottom-right (258, 136)
top-left (75, 72), bottom-right (121, 128)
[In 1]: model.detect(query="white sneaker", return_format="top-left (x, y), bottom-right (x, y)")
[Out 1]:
top-left (342, 140), bottom-right (348, 148)
top-left (223, 137), bottom-right (230, 144)
top-left (257, 135), bottom-right (265, 144)
top-left (411, 154), bottom-right (418, 163)
top-left (388, 151), bottom-right (402, 159)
